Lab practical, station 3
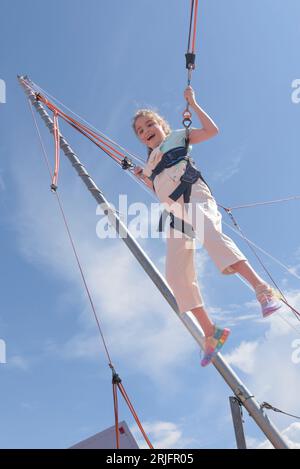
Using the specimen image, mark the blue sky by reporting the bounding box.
[1,0,300,449]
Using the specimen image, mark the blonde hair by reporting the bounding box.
[132,109,171,157]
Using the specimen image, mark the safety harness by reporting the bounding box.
[149,139,211,238]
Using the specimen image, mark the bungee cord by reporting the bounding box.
[29,78,146,166]
[223,221,300,282]
[182,0,199,139]
[220,206,300,322]
[222,195,300,211]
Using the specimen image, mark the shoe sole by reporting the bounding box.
[262,302,282,318]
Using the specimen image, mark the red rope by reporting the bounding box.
[113,382,120,449]
[37,93,128,166]
[51,110,60,190]
[117,382,153,449]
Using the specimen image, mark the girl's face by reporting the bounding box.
[134,116,166,150]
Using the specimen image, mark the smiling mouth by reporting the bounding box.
[147,134,155,142]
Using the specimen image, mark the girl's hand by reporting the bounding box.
[134,166,143,177]
[184,86,197,108]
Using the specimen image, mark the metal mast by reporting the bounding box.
[18,76,289,449]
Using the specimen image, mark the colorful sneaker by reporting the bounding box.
[255,284,282,318]
[200,326,231,367]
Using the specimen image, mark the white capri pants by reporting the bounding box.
[162,179,246,313]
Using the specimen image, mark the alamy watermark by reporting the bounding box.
[291,79,300,104]
[0,339,6,364]
[0,79,6,104]
[95,195,205,246]
[291,338,300,364]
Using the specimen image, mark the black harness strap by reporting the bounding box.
[169,160,205,203]
[149,143,211,238]
[158,210,195,239]
[150,146,189,182]
[150,145,211,204]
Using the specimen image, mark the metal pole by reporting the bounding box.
[229,396,247,449]
[18,75,289,449]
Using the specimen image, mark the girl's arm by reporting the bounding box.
[184,86,219,144]
[134,166,154,191]
[141,174,154,191]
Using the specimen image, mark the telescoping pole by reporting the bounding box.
[18,75,289,449]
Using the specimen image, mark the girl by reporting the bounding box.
[133,86,281,366]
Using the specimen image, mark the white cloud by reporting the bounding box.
[254,423,300,449]
[249,320,300,408]
[44,334,101,361]
[223,340,259,374]
[281,423,300,449]
[224,291,300,374]
[43,287,196,386]
[130,421,186,449]
[210,301,260,327]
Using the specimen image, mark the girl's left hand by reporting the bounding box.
[184,86,197,107]
[134,166,143,177]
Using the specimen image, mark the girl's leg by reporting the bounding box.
[188,183,276,298]
[165,232,204,319]
[229,260,281,317]
[191,306,231,367]
[191,306,215,337]
[229,260,265,289]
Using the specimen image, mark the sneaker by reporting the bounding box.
[200,326,231,367]
[255,284,282,318]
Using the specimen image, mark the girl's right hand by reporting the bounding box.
[184,86,197,108]
[134,166,143,177]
